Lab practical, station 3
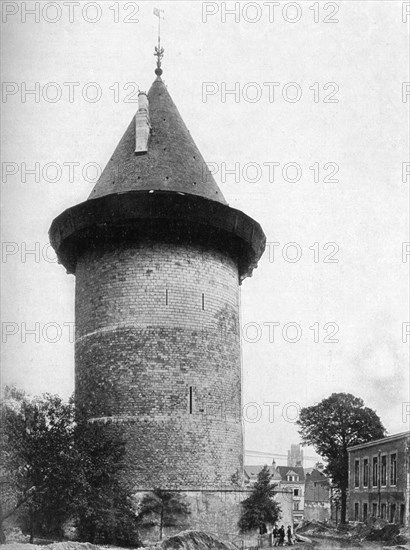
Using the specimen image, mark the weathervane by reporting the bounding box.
[153,8,164,76]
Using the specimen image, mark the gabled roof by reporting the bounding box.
[276,466,305,482]
[88,76,227,205]
[306,469,327,481]
[244,465,281,482]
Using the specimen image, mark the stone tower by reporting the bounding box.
[287,444,304,468]
[49,63,265,494]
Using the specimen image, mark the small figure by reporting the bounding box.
[287,525,293,545]
[278,525,285,546]
[272,525,280,547]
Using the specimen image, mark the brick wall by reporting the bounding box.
[75,240,243,489]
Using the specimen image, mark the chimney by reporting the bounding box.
[135,91,151,154]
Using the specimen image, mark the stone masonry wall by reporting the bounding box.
[75,240,243,489]
[304,502,331,522]
[134,489,294,545]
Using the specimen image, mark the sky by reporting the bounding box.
[1,0,409,466]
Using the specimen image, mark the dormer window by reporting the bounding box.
[287,474,300,482]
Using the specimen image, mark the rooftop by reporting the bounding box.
[347,431,410,451]
[49,59,266,280]
[244,465,281,482]
[276,466,306,482]
[88,75,227,205]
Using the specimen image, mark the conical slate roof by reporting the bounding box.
[88,76,227,205]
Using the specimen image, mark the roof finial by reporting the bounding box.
[153,8,164,76]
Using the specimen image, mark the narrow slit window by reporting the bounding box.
[189,386,193,414]
[165,289,168,306]
[202,293,205,310]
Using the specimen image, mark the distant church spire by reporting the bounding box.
[153,8,164,76]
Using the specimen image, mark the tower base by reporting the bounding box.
[134,489,294,546]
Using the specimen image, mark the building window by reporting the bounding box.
[381,503,386,520]
[363,458,369,487]
[294,489,299,497]
[390,453,397,486]
[400,504,405,525]
[363,503,368,522]
[354,503,359,521]
[381,455,387,486]
[354,459,360,487]
[372,456,378,486]
[294,502,299,511]
[390,503,396,523]
[372,503,378,517]
[201,293,205,310]
[165,289,169,305]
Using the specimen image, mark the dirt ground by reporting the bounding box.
[1,532,238,550]
[2,531,409,550]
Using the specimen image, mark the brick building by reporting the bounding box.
[49,53,266,540]
[304,468,331,522]
[348,431,410,526]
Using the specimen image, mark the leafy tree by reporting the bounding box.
[297,393,386,524]
[239,465,281,533]
[73,412,141,547]
[138,488,190,540]
[0,387,76,542]
[1,388,141,546]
